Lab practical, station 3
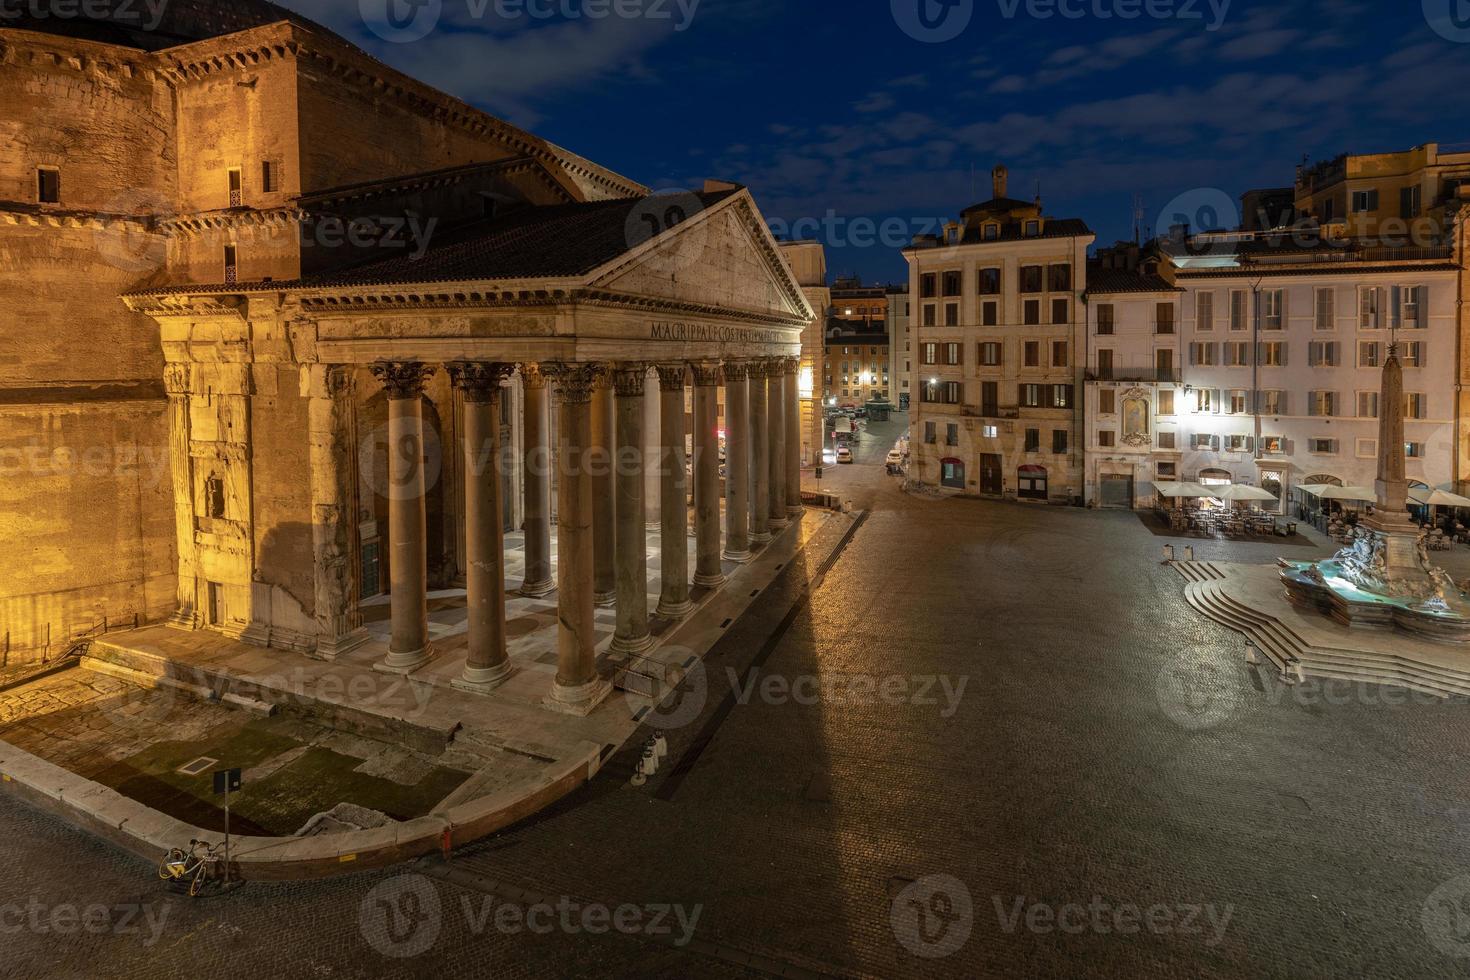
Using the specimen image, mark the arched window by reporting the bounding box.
[1198,468,1232,486]
[1304,473,1343,487]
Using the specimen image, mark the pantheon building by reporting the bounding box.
[0,3,818,714]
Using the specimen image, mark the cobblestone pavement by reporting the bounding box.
[7,436,1470,977]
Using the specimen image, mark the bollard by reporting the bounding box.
[1164,545,1175,562]
[653,733,668,762]
[1184,546,1195,562]
[1245,639,1259,665]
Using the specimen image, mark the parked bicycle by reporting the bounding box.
[158,839,233,897]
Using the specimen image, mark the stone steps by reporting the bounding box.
[1180,571,1470,699]
[86,639,458,756]
[1183,580,1298,676]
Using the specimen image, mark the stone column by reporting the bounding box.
[306,365,367,657]
[723,361,752,562]
[785,359,804,518]
[519,366,555,597]
[655,363,693,618]
[610,365,653,656]
[591,376,617,607]
[371,361,437,673]
[748,360,771,546]
[447,362,516,691]
[643,365,661,531]
[544,361,611,715]
[691,362,726,587]
[163,364,198,629]
[768,360,789,530]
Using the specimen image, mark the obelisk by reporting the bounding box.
[1361,339,1433,589]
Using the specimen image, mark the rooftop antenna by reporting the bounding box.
[1132,193,1146,244]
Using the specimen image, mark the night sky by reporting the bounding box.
[285,0,1470,284]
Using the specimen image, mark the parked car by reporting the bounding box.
[836,447,854,464]
[886,449,903,467]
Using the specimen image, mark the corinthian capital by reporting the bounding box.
[612,363,648,398]
[543,361,609,405]
[689,361,722,387]
[654,363,689,391]
[371,361,436,399]
[446,362,515,403]
[722,361,749,384]
[521,363,550,390]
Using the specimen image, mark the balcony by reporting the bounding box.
[1086,370,1180,384]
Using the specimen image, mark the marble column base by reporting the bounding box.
[646,520,662,532]
[519,578,556,599]
[751,530,772,546]
[694,570,726,589]
[787,505,805,518]
[594,590,618,608]
[770,516,791,531]
[721,546,751,564]
[656,597,695,619]
[545,676,613,716]
[375,644,435,675]
[609,632,655,657]
[315,627,369,661]
[453,660,515,694]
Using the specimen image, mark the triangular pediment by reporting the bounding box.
[588,192,813,323]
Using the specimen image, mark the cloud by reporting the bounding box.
[853,92,898,113]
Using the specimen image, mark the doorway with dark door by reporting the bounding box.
[980,454,1003,495]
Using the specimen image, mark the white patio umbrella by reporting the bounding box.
[1410,487,1470,508]
[1211,485,1278,503]
[1315,485,1377,501]
[1154,482,1213,499]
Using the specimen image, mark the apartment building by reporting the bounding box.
[824,319,890,407]
[1294,142,1470,244]
[902,166,1094,499]
[1166,229,1459,509]
[1082,245,1184,508]
[886,285,912,409]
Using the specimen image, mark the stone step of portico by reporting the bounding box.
[81,656,277,715]
[87,637,458,756]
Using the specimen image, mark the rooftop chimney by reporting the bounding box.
[992,164,1007,199]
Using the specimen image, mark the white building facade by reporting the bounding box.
[1166,235,1459,512]
[1082,260,1184,509]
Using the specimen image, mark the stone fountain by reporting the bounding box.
[1281,340,1470,643]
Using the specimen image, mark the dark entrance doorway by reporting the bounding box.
[940,457,966,490]
[1100,474,1134,509]
[980,454,1003,495]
